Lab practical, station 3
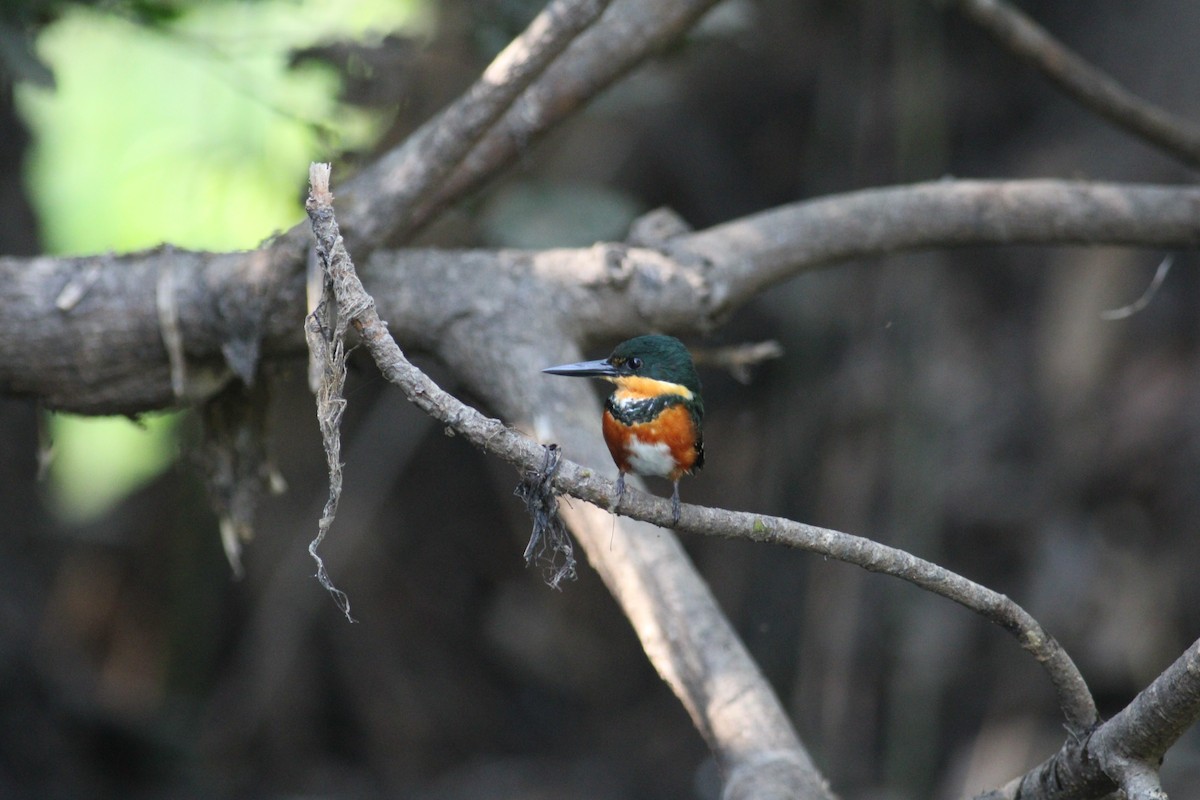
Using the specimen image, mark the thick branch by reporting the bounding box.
[5,180,1200,413]
[0,245,305,414]
[672,180,1200,324]
[1091,637,1200,788]
[948,0,1200,169]
[377,180,1200,346]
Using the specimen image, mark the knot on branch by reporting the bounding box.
[515,443,576,589]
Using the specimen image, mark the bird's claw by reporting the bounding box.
[611,473,626,513]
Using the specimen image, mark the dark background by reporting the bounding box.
[3,1,1200,797]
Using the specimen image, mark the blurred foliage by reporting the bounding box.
[46,412,180,524]
[16,0,428,522]
[17,0,427,254]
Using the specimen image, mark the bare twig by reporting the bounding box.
[1100,255,1173,320]
[303,309,354,619]
[539,457,1098,736]
[948,0,1200,169]
[691,340,784,383]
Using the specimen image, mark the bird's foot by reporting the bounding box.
[671,481,682,526]
[612,472,626,512]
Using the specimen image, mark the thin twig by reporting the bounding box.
[1100,255,1173,320]
[691,340,784,384]
[949,0,1200,169]
[588,483,1100,736]
[303,162,359,622]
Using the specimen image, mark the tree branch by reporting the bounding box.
[329,0,615,255]
[672,180,1200,325]
[981,636,1200,800]
[1091,636,1200,793]
[948,0,1200,169]
[5,180,1200,414]
[280,0,720,256]
[400,0,724,239]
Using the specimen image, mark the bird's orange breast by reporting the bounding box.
[602,403,702,481]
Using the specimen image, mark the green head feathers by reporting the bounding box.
[542,334,702,407]
[605,335,702,396]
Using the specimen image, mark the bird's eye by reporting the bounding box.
[628,357,643,370]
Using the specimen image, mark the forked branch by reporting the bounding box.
[981,636,1200,800]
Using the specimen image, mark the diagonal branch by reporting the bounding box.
[329,0,615,255]
[401,0,724,239]
[270,0,723,259]
[1090,635,1200,794]
[948,0,1200,169]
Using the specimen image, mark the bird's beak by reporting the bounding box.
[542,358,619,378]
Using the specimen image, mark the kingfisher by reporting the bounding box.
[543,335,704,524]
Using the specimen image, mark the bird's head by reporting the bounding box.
[542,335,701,400]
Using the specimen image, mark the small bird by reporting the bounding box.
[543,335,704,524]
